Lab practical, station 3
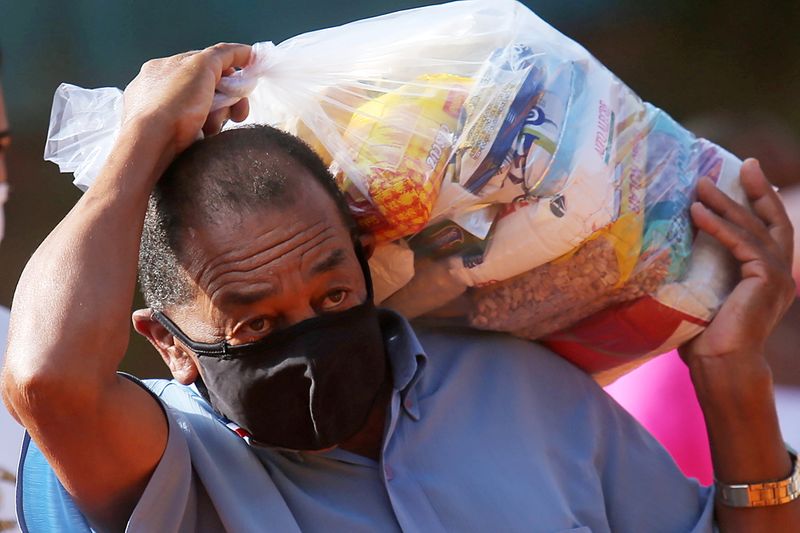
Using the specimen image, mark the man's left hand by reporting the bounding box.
[680,158,796,365]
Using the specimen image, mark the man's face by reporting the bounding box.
[137,168,370,383]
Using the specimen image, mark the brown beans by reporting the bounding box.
[468,237,671,340]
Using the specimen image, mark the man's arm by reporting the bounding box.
[0,43,251,531]
[682,159,800,532]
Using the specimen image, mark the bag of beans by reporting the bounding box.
[43,0,745,377]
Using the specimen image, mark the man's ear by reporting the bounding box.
[358,232,376,260]
[132,308,199,385]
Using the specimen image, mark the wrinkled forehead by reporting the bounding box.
[181,180,360,289]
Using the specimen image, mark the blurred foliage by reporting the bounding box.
[0,0,798,378]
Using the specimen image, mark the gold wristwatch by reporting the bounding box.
[716,446,800,507]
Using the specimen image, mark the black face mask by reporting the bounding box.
[153,242,388,451]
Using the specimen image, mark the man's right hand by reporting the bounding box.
[1,43,250,532]
[120,43,252,176]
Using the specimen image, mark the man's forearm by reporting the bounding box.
[690,355,800,532]
[2,120,168,401]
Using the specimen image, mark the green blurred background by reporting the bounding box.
[1,0,798,378]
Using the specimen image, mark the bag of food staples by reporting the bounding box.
[43,0,745,379]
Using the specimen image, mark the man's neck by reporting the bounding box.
[337,380,392,461]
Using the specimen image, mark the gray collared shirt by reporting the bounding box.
[18,311,715,532]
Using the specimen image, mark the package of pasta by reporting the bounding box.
[43,0,745,378]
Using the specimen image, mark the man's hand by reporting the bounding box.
[680,158,796,364]
[679,158,799,533]
[122,43,252,162]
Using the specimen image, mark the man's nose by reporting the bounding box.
[0,157,7,184]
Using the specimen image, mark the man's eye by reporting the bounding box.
[246,318,269,333]
[321,289,348,310]
[229,317,272,345]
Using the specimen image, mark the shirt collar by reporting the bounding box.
[379,308,428,393]
[378,309,427,421]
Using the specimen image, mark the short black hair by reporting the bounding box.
[138,124,357,311]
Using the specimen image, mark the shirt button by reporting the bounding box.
[384,464,394,481]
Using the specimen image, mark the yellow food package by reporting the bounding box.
[342,74,472,242]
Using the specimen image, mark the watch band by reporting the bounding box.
[716,446,800,507]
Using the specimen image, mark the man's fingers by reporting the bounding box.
[695,160,794,269]
[740,158,791,228]
[202,43,252,79]
[696,175,773,246]
[230,98,250,123]
[202,98,248,134]
[695,174,786,263]
[739,158,795,265]
[692,201,795,311]
[203,107,231,137]
[690,201,771,266]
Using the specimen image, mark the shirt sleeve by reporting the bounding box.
[588,381,718,533]
[16,378,199,533]
[413,325,717,532]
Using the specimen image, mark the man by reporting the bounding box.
[2,44,798,532]
[0,48,24,532]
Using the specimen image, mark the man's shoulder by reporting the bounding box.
[139,376,193,397]
[129,376,253,455]
[125,375,220,424]
[409,320,599,395]
[404,321,626,453]
[412,320,580,368]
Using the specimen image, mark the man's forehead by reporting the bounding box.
[213,246,353,309]
[191,205,356,299]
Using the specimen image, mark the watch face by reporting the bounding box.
[717,449,800,508]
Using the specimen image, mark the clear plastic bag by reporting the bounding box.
[44,84,124,191]
[44,0,745,377]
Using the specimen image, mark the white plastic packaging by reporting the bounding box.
[43,0,746,375]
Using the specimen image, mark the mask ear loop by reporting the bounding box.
[193,372,213,404]
[150,309,218,402]
[151,310,231,357]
